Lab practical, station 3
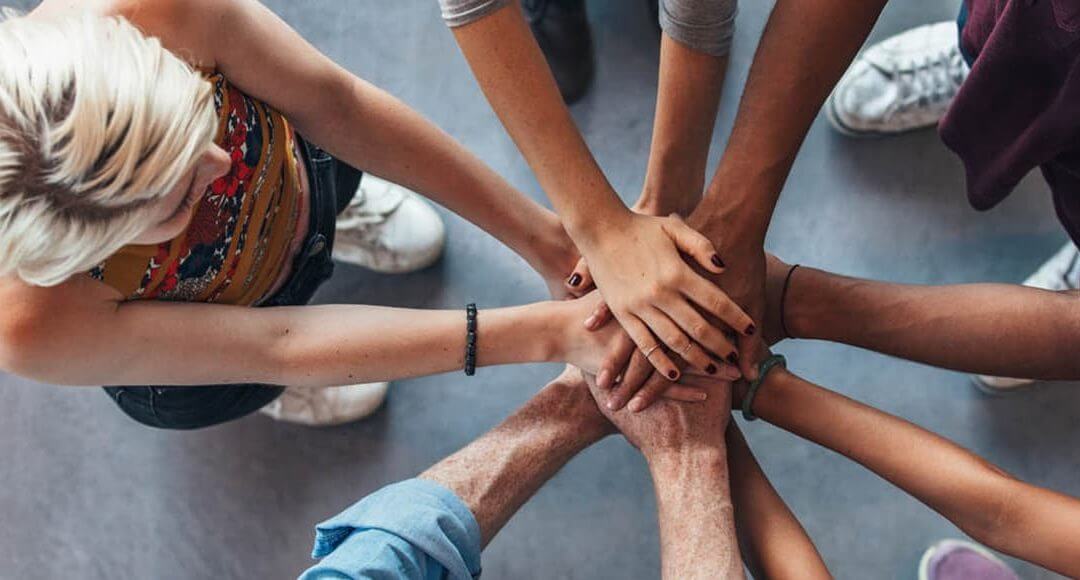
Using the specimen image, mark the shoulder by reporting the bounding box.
[111,0,247,70]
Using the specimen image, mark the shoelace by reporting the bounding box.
[893,45,968,113]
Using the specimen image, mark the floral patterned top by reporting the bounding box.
[89,72,304,305]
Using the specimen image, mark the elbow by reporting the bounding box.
[0,313,50,380]
[953,468,1025,555]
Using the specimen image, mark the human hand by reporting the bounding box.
[686,208,768,380]
[581,367,732,459]
[572,211,755,381]
[538,365,615,439]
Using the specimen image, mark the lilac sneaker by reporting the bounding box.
[918,540,1019,580]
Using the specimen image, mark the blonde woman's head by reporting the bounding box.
[0,11,229,287]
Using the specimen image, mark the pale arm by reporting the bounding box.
[0,276,614,388]
[420,367,612,545]
[649,447,745,580]
[201,0,577,287]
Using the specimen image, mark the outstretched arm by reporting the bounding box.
[301,367,612,579]
[733,368,1080,577]
[421,367,613,545]
[185,0,579,291]
[774,260,1080,380]
[585,373,744,579]
[686,0,888,379]
[442,2,754,380]
[726,423,831,579]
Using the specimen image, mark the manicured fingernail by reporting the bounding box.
[745,324,756,336]
[711,254,725,269]
[607,400,617,410]
[727,352,739,365]
[568,273,582,287]
[706,364,718,375]
[584,315,598,328]
[628,397,644,412]
[667,370,678,380]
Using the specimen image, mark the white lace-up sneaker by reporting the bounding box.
[333,174,446,274]
[973,242,1080,394]
[827,21,969,136]
[259,382,389,426]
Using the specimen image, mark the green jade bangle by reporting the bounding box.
[741,354,787,421]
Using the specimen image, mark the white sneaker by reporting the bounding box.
[333,174,446,274]
[826,21,969,136]
[259,382,389,426]
[973,242,1080,394]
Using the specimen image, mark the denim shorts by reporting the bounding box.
[102,136,362,430]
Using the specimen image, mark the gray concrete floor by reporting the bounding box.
[1,1,1077,578]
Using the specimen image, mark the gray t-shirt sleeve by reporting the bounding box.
[438,0,513,27]
[660,0,738,57]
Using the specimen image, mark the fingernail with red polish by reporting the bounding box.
[727,352,739,365]
[568,273,582,287]
[706,364,717,375]
[745,324,756,336]
[711,255,725,269]
[667,370,678,380]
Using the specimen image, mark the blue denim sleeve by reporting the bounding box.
[299,479,483,580]
[659,0,738,57]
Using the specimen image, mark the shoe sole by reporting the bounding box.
[970,375,1039,397]
[917,539,1014,580]
[825,91,940,138]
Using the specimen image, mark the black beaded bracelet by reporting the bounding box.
[464,303,477,376]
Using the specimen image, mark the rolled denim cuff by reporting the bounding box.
[659,0,738,57]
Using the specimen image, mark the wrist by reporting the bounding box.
[634,188,700,218]
[563,202,633,250]
[525,213,578,281]
[647,445,730,482]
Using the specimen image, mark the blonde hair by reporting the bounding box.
[0,11,218,286]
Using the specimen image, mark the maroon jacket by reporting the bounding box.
[939,0,1080,246]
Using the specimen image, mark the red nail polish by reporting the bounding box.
[568,273,582,287]
[706,364,717,374]
[668,370,678,380]
[711,254,725,268]
[727,352,739,364]
[745,324,756,336]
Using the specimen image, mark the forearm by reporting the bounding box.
[301,76,574,276]
[786,267,1080,379]
[648,449,745,580]
[30,299,565,387]
[420,378,610,546]
[693,0,886,242]
[450,2,627,237]
[640,35,727,217]
[748,370,1080,576]
[726,424,830,579]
